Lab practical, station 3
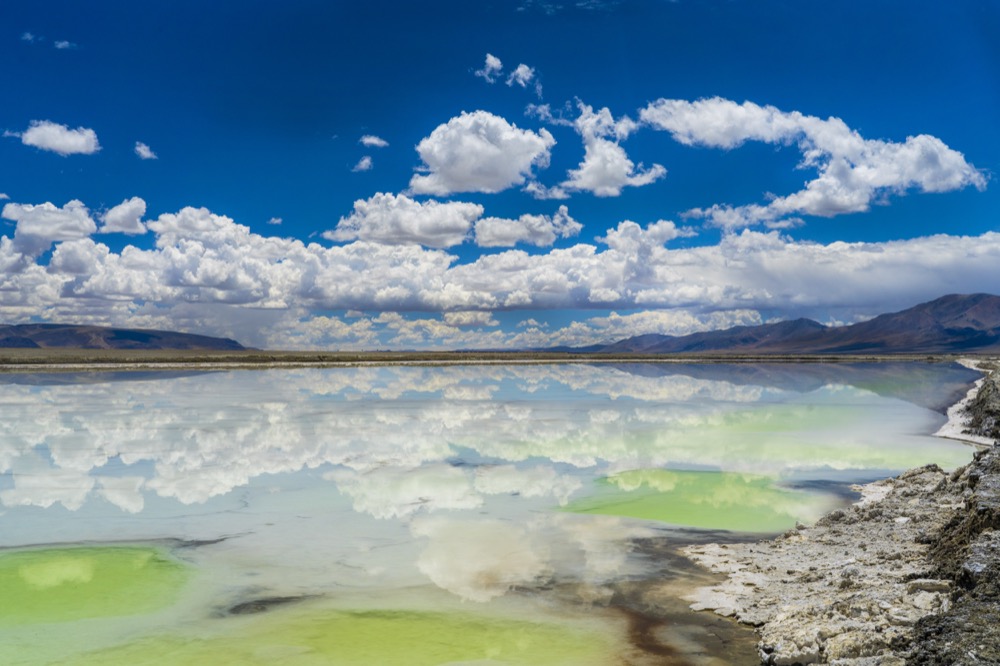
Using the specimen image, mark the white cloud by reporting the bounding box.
[506,63,534,88]
[324,192,482,248]
[21,32,36,42]
[100,197,147,235]
[409,111,555,196]
[521,181,569,200]
[641,97,988,227]
[0,193,8,200]
[54,40,75,50]
[474,205,582,247]
[443,311,498,327]
[13,120,100,156]
[1,199,97,256]
[474,53,503,83]
[352,155,373,172]
[555,103,666,197]
[506,63,543,97]
[134,141,157,160]
[267,217,282,225]
[1,195,999,350]
[360,134,389,148]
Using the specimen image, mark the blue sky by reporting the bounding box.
[1,0,998,349]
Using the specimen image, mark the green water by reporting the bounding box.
[566,469,843,533]
[0,546,190,625]
[68,607,620,666]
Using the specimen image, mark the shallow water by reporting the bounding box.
[0,361,980,664]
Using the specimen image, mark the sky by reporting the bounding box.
[1,0,998,350]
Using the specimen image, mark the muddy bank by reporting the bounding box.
[683,364,1000,665]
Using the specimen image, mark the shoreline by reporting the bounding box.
[0,349,990,374]
[683,358,999,665]
[932,358,998,447]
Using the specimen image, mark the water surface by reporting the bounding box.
[0,361,980,664]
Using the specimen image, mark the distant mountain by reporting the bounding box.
[587,294,1000,355]
[0,324,245,351]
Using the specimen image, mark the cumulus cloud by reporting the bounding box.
[475,205,582,247]
[554,103,666,197]
[1,195,999,350]
[409,111,555,196]
[134,141,157,160]
[324,192,482,248]
[21,32,36,42]
[352,155,373,172]
[360,134,389,148]
[11,120,100,156]
[100,197,147,235]
[267,217,282,225]
[443,311,499,327]
[54,40,76,50]
[641,97,988,227]
[474,53,503,83]
[1,199,97,256]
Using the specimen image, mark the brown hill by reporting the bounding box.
[594,294,1000,355]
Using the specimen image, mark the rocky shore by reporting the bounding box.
[683,362,1000,665]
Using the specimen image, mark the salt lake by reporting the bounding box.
[0,361,982,664]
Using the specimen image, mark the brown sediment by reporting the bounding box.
[605,537,761,665]
[619,607,685,661]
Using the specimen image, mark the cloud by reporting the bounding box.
[474,53,503,83]
[324,192,482,248]
[267,217,282,225]
[134,141,157,160]
[1,199,97,256]
[360,135,389,148]
[506,64,534,88]
[100,197,147,235]
[0,193,8,200]
[506,63,543,97]
[641,97,987,227]
[352,155,373,172]
[54,40,76,50]
[475,205,582,247]
[2,196,1000,350]
[443,311,499,327]
[555,103,666,197]
[409,111,555,196]
[10,120,100,156]
[21,32,36,43]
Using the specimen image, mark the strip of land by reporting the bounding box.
[0,348,992,372]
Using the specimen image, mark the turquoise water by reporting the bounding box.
[0,362,980,664]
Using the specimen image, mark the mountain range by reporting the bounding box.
[0,324,245,351]
[588,293,1000,355]
[1,293,998,354]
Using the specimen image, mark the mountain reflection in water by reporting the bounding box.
[0,362,980,664]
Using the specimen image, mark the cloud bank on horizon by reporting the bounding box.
[0,1,996,349]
